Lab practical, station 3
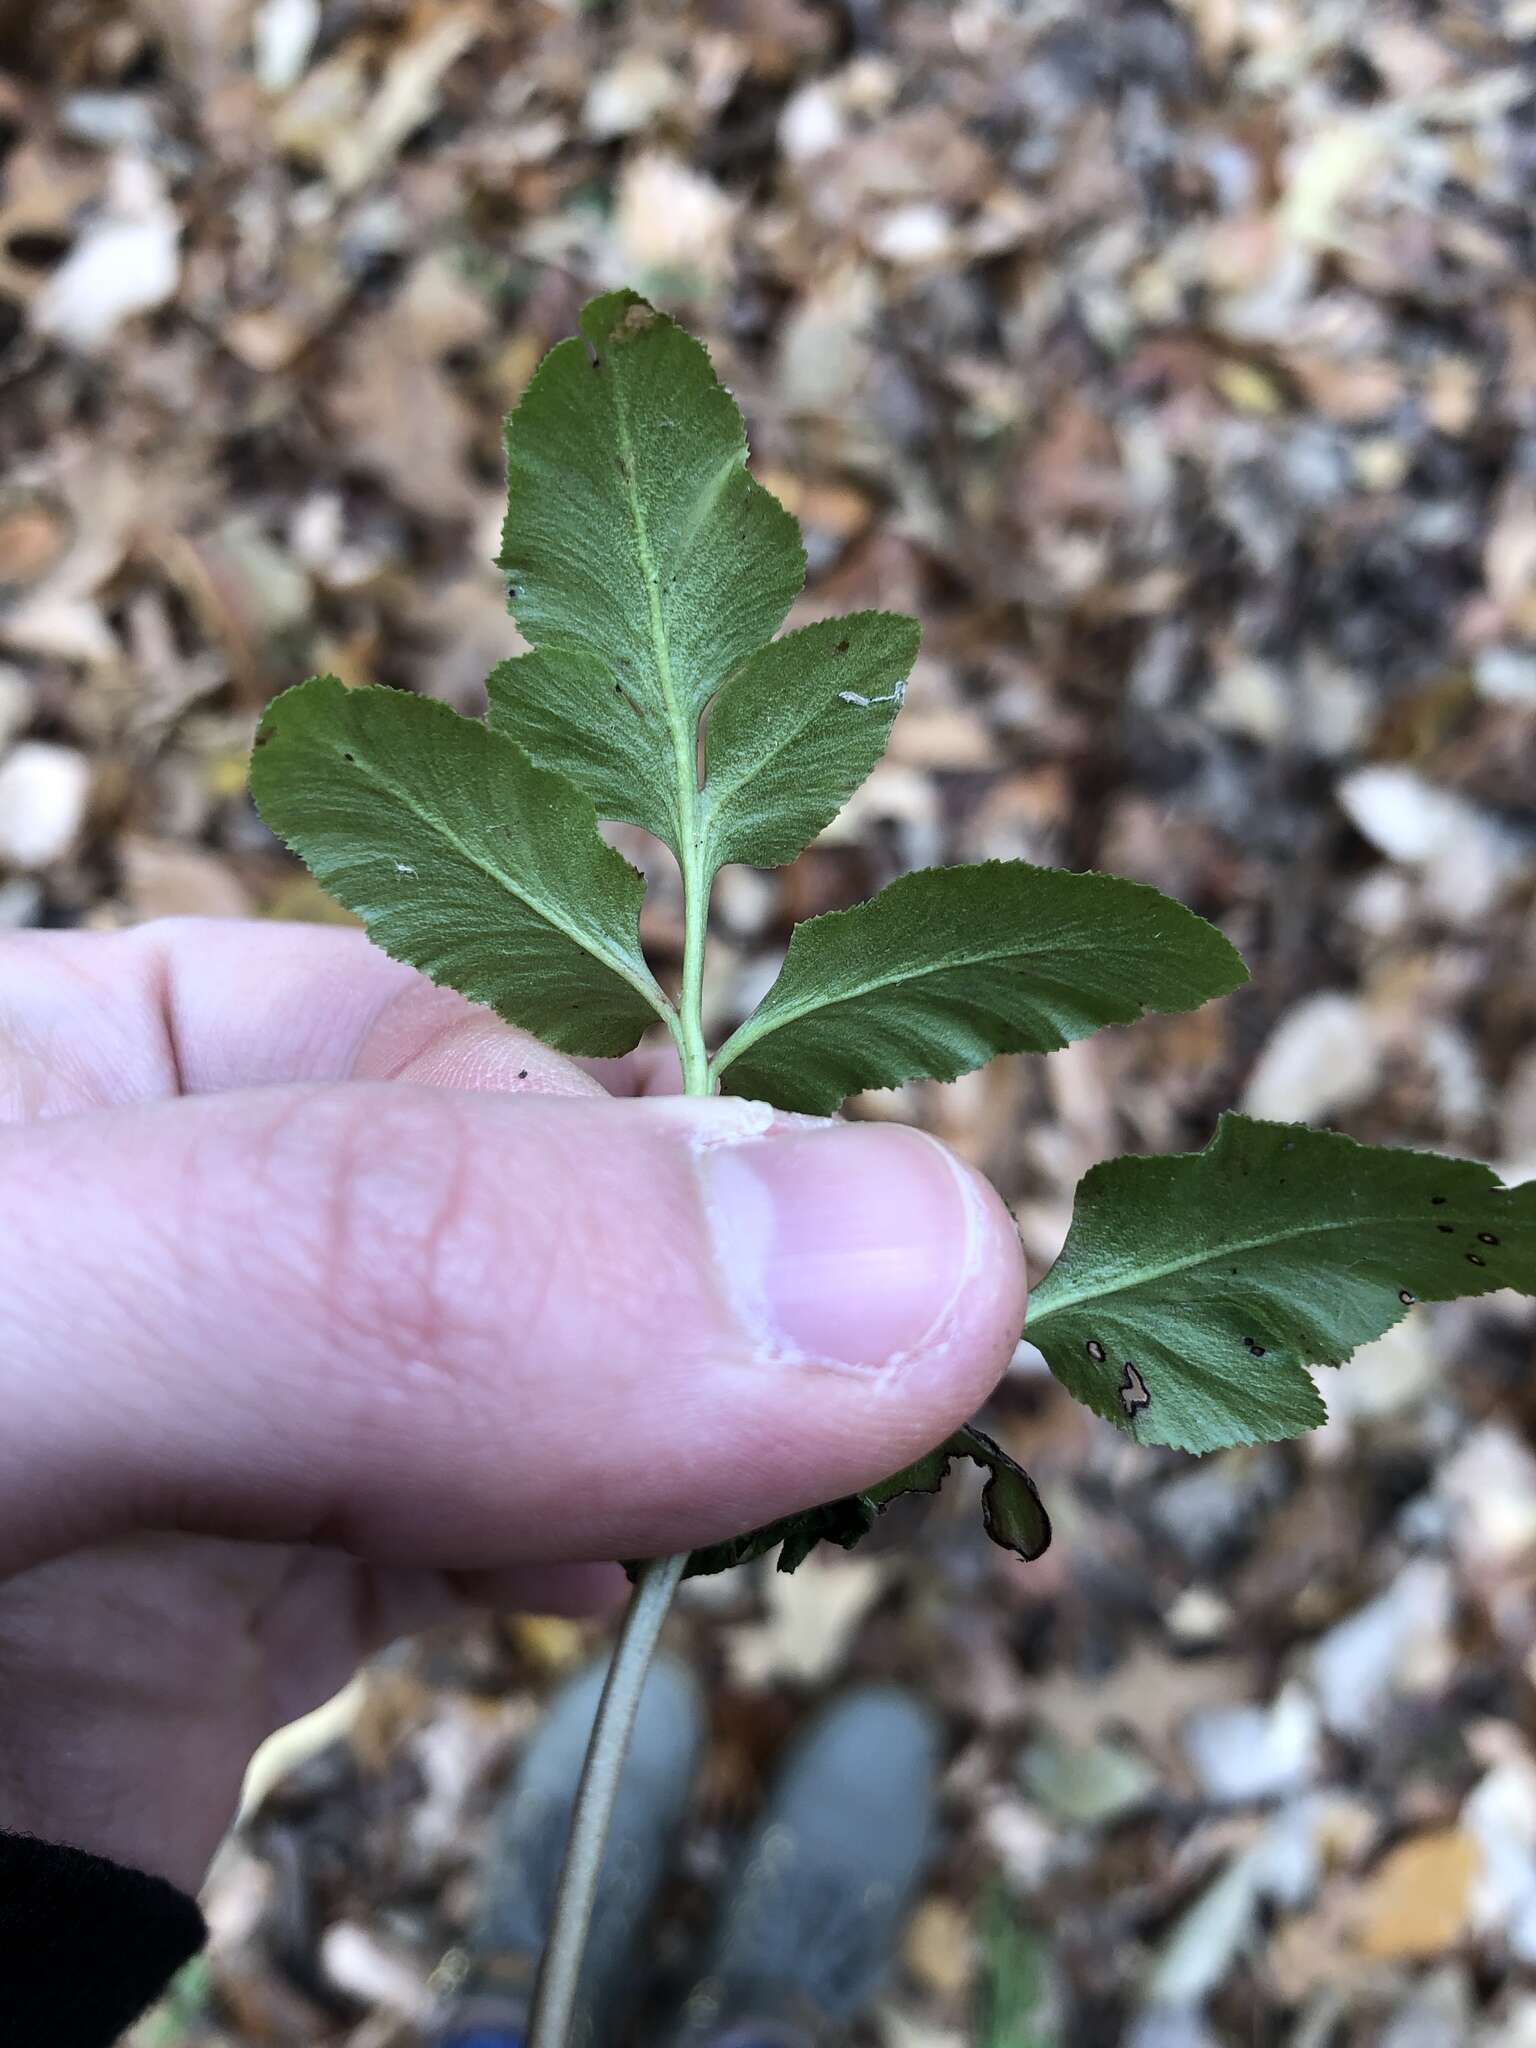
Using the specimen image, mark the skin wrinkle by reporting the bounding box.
[225,1085,360,1360]
[113,1089,412,1549]
[346,1091,485,1395]
[0,931,179,1114]
[436,1105,711,1417]
[145,919,421,1097]
[484,1159,565,1384]
[320,1089,391,1366]
[345,1087,541,1399]
[216,1089,484,1543]
[270,942,448,1092]
[141,930,189,1097]
[0,1125,193,1554]
[232,1089,468,1390]
[362,987,507,1085]
[157,1084,573,1558]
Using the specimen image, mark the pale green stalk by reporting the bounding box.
[527,749,714,2048]
[524,1549,689,2048]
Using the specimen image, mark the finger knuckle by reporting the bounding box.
[247,1087,492,1381]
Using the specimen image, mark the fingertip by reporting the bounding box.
[699,1118,1026,1395]
[350,982,608,1098]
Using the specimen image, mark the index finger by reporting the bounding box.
[0,918,675,1116]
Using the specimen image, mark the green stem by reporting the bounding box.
[528,713,715,2048]
[677,837,712,1096]
[525,1550,689,2048]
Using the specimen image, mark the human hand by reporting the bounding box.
[0,919,1026,1893]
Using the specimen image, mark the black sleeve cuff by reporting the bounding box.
[0,1829,207,2045]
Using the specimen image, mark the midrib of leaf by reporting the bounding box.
[611,374,712,1088]
[612,407,690,794]
[712,932,1126,1075]
[318,726,670,1021]
[1030,1207,1439,1323]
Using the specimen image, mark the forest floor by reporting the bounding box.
[4,2,1536,2042]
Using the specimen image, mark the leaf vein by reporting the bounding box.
[1031,1207,1469,1324]
[322,726,667,1020]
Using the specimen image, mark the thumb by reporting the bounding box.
[1,1086,1025,1577]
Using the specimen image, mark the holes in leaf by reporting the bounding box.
[1399,1289,1416,1305]
[1479,1233,1501,1246]
[1119,1361,1151,1416]
[1438,1223,1455,1234]
[1242,1336,1267,1357]
[1468,1252,1487,1267]
[1085,1339,1106,1363]
[1431,1195,1447,1206]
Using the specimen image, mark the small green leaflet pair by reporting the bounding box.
[250,291,1536,1577]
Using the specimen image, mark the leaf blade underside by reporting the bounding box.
[701,611,919,869]
[250,676,667,1058]
[1029,1113,1536,1452]
[489,290,806,852]
[713,861,1249,1113]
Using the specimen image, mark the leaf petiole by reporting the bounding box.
[525,1551,689,2048]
